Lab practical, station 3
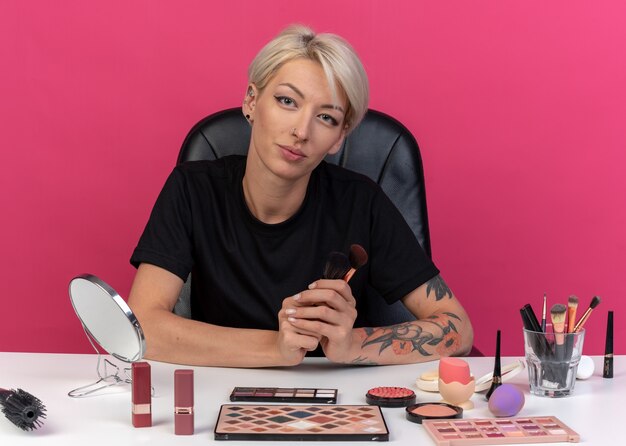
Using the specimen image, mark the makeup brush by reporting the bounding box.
[541,293,547,332]
[520,304,557,383]
[343,244,368,283]
[485,330,502,401]
[564,295,580,364]
[0,388,47,431]
[550,304,567,361]
[566,295,579,333]
[322,252,351,280]
[573,296,601,333]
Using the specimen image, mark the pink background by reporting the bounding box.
[1,1,624,357]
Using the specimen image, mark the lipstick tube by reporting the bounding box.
[175,369,194,435]
[132,362,152,428]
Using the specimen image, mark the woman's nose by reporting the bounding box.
[291,113,312,142]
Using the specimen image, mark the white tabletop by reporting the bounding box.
[0,353,621,445]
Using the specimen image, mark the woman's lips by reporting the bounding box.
[278,145,306,161]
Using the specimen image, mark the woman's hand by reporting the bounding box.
[276,295,322,365]
[284,279,358,363]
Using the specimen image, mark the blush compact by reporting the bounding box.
[405,402,463,424]
[365,386,416,407]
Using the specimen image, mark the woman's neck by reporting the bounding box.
[242,161,310,225]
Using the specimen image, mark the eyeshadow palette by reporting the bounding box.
[422,416,580,445]
[229,387,337,404]
[214,404,389,441]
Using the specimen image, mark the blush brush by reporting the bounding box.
[0,388,47,431]
[323,252,351,280]
[343,244,368,282]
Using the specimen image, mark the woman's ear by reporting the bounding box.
[242,84,258,121]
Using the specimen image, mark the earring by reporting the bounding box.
[247,87,254,97]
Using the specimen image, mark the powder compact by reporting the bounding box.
[366,386,416,407]
[405,402,463,424]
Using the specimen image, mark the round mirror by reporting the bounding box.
[69,274,145,362]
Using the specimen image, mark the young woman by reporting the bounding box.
[127,25,473,367]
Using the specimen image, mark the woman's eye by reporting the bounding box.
[319,114,339,126]
[275,96,296,107]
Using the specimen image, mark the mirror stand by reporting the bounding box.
[68,274,149,398]
[68,324,132,398]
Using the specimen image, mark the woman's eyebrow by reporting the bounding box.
[279,82,305,98]
[278,82,345,114]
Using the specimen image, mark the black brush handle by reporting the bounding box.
[521,305,558,384]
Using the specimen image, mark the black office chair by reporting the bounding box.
[173,107,431,328]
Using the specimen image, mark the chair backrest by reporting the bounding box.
[174,107,432,326]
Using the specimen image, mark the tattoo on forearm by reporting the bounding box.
[361,312,462,357]
[350,356,379,366]
[426,275,453,301]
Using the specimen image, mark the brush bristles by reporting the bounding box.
[550,304,567,324]
[323,252,351,280]
[0,388,47,431]
[590,296,601,309]
[349,244,368,269]
[568,295,579,308]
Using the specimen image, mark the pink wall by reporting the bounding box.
[1,1,624,357]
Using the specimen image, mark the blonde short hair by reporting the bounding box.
[248,25,369,132]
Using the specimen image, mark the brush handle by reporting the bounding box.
[573,308,593,332]
[343,268,356,283]
[567,307,577,333]
[521,305,559,384]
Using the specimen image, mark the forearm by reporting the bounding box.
[137,308,286,367]
[344,312,473,365]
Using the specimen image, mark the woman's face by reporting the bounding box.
[244,58,347,182]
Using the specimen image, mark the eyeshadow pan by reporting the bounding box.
[505,430,524,437]
[215,404,389,441]
[422,416,580,445]
[229,387,337,404]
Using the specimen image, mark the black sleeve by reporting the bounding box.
[368,188,440,304]
[130,167,194,281]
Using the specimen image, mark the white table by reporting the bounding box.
[0,353,621,444]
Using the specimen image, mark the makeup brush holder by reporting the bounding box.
[523,326,585,397]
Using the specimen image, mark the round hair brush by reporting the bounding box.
[0,388,47,431]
